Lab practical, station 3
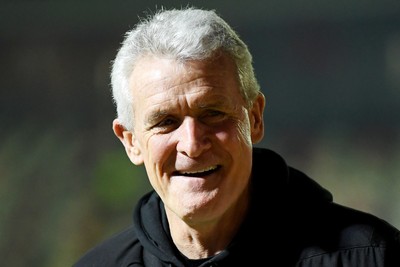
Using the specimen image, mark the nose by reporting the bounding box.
[176,117,211,158]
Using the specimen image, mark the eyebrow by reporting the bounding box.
[144,97,232,125]
[145,110,169,126]
[197,99,228,109]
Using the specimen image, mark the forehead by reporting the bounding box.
[128,54,243,109]
[129,54,239,88]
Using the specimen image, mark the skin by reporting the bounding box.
[113,53,265,259]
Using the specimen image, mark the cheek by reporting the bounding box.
[236,119,252,146]
[144,135,176,169]
[234,109,252,145]
[141,137,171,191]
[216,115,252,147]
[213,122,251,149]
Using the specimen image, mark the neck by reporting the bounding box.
[165,187,250,259]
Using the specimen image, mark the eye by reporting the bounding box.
[206,110,222,116]
[201,110,226,123]
[152,117,179,133]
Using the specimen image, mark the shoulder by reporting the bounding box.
[73,225,143,267]
[328,202,400,247]
[299,202,400,264]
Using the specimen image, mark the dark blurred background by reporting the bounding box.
[1,1,400,266]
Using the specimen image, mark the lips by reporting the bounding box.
[174,165,220,177]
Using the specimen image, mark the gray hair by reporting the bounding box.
[111,7,261,130]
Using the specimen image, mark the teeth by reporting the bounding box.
[181,166,218,175]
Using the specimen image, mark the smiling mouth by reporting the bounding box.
[174,165,221,177]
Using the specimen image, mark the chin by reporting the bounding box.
[178,192,225,219]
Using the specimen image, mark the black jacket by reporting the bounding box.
[74,148,400,266]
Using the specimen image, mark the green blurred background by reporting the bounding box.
[1,1,400,266]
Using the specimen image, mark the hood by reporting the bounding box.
[252,147,333,205]
[132,147,333,265]
[133,191,185,266]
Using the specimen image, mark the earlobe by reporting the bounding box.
[250,93,265,144]
[112,119,144,165]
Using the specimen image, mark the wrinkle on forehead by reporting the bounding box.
[129,55,237,93]
[129,54,244,125]
[144,92,239,126]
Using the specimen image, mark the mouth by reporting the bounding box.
[173,165,221,178]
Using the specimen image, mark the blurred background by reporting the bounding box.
[1,1,400,266]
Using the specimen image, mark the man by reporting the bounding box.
[74,7,400,266]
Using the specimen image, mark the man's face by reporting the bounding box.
[117,54,264,223]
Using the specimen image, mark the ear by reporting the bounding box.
[112,119,144,165]
[249,92,265,144]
